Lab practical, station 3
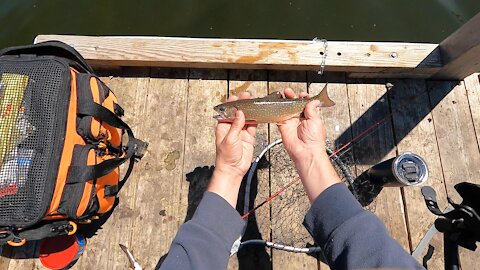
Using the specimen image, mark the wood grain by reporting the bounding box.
[464,73,480,149]
[346,79,410,251]
[228,70,271,270]
[79,69,151,270]
[267,70,319,269]
[128,68,189,268]
[388,79,447,269]
[308,72,351,270]
[433,13,480,79]
[428,80,480,270]
[35,35,441,78]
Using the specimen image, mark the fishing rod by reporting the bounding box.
[242,110,394,220]
[242,80,427,219]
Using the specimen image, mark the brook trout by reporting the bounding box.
[213,84,334,123]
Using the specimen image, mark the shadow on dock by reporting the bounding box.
[333,79,459,167]
[155,162,271,270]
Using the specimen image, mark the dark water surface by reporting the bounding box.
[1,0,479,49]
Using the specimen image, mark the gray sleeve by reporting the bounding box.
[160,192,245,270]
[303,183,424,270]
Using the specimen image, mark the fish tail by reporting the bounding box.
[311,84,335,107]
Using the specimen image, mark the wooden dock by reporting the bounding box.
[1,14,480,269]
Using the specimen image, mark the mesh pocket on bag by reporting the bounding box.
[0,58,70,227]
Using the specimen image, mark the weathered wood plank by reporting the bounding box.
[35,35,441,78]
[228,70,271,270]
[308,72,351,270]
[346,79,410,251]
[464,73,480,149]
[78,68,151,270]
[267,70,319,269]
[388,79,447,269]
[428,80,480,269]
[181,69,228,266]
[129,68,189,268]
[181,68,229,262]
[183,69,228,174]
[433,13,480,80]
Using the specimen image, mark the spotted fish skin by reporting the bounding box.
[213,85,334,123]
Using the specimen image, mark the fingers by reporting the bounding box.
[284,88,308,100]
[304,100,321,120]
[238,92,251,99]
[227,95,239,102]
[229,92,251,102]
[227,110,246,140]
[283,88,296,99]
[246,124,257,137]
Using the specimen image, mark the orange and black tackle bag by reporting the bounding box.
[0,41,148,246]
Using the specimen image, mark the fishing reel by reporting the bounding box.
[421,182,480,251]
[421,182,480,269]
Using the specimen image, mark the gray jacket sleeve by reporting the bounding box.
[304,183,424,270]
[160,192,245,270]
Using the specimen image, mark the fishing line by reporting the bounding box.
[237,140,355,254]
[237,82,427,254]
[244,87,416,218]
[242,114,389,221]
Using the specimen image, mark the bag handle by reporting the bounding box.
[69,103,147,182]
[0,41,94,73]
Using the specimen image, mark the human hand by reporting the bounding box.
[277,88,340,202]
[208,92,257,207]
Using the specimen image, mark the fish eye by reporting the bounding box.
[219,106,226,112]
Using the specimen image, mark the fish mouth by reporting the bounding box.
[213,115,225,120]
[213,115,234,123]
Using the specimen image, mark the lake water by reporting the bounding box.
[1,0,479,49]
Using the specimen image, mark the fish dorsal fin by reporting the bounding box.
[263,91,284,99]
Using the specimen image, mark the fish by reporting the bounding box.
[213,84,334,123]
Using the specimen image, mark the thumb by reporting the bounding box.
[304,100,320,120]
[227,110,245,139]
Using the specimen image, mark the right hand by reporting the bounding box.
[277,88,341,202]
[277,89,327,164]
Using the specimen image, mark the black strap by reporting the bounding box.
[0,221,75,244]
[104,185,119,197]
[70,103,140,181]
[0,41,93,73]
[114,103,125,117]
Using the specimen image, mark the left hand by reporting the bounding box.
[208,92,257,207]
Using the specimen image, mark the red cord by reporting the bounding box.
[242,113,394,219]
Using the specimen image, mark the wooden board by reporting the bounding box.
[128,68,189,268]
[307,72,351,270]
[428,80,480,270]
[433,13,480,80]
[35,35,441,78]
[346,79,410,251]
[267,70,319,269]
[78,68,151,270]
[464,73,480,148]
[227,70,271,270]
[180,68,229,253]
[388,79,447,269]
